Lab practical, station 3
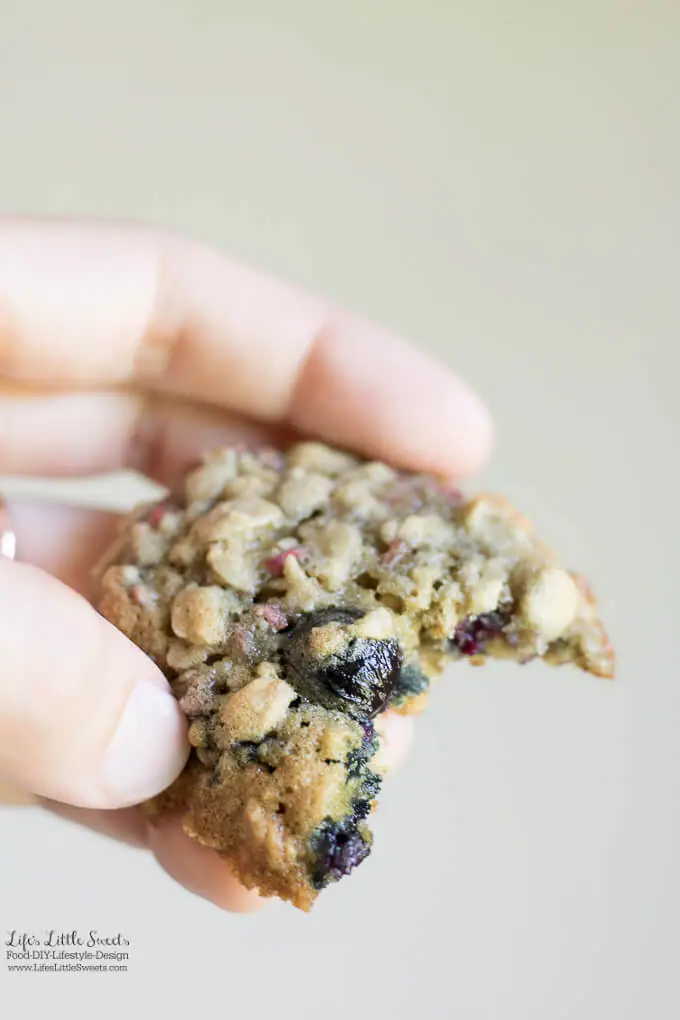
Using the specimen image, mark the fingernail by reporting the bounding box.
[100,682,189,807]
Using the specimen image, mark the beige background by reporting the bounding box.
[0,2,678,1018]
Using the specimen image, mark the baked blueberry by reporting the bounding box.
[284,607,403,720]
[451,611,510,656]
[311,818,372,889]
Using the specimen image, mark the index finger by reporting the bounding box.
[0,219,493,475]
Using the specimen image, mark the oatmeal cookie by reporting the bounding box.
[96,442,614,909]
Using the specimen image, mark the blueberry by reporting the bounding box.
[451,611,510,656]
[316,638,401,717]
[310,818,372,889]
[351,799,373,820]
[284,608,403,720]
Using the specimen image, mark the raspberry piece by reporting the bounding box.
[264,548,305,576]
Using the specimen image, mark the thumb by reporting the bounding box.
[0,557,189,809]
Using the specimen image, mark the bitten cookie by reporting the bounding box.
[96,442,614,909]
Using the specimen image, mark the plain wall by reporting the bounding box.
[0,3,678,1018]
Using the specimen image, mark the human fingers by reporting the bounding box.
[0,384,291,482]
[146,814,267,913]
[0,780,35,805]
[0,218,492,476]
[0,556,189,808]
[31,800,265,912]
[38,799,150,849]
[6,500,120,594]
[35,798,265,911]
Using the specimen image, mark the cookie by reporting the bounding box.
[96,442,614,909]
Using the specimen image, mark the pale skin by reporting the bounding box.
[0,219,494,911]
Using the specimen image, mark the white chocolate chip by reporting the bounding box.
[521,568,580,641]
[282,554,328,611]
[169,537,199,568]
[461,556,507,615]
[307,623,347,658]
[469,575,504,615]
[394,514,454,549]
[207,541,259,593]
[244,800,276,845]
[222,474,273,499]
[406,564,441,611]
[463,495,536,555]
[350,607,396,641]
[332,479,384,517]
[277,470,334,518]
[319,721,359,761]
[463,495,513,536]
[309,521,362,589]
[194,499,283,542]
[287,442,358,475]
[380,520,399,544]
[171,584,241,645]
[166,639,209,670]
[130,523,168,566]
[308,764,348,825]
[157,511,182,538]
[185,453,238,503]
[220,667,297,742]
[346,462,397,485]
[117,565,142,587]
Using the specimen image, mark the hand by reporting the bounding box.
[0,218,493,911]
